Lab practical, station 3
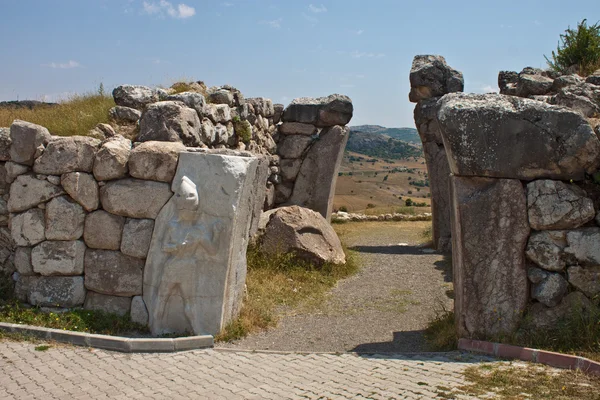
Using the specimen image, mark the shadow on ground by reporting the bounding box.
[350,330,427,353]
[348,245,436,256]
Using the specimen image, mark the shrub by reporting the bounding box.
[545,19,600,76]
[338,206,348,212]
[366,203,376,209]
[405,198,413,207]
[232,117,252,144]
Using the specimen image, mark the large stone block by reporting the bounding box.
[437,93,600,180]
[84,211,125,250]
[100,178,172,219]
[527,291,596,329]
[31,240,85,276]
[93,136,131,181]
[84,292,132,316]
[144,152,258,336]
[14,247,33,275]
[278,122,318,136]
[564,228,600,266]
[247,98,274,118]
[166,92,206,115]
[282,95,353,127]
[526,231,568,272]
[409,55,464,102]
[108,106,141,123]
[120,218,154,259]
[423,142,452,252]
[568,266,600,298]
[112,85,161,110]
[45,196,86,241]
[33,136,101,175]
[128,141,185,182]
[0,127,12,161]
[8,174,64,213]
[451,176,530,338]
[288,126,349,220]
[9,120,51,166]
[130,295,149,325]
[84,250,144,296]
[247,156,269,238]
[531,272,568,307]
[28,276,86,307]
[277,135,313,159]
[11,209,45,247]
[138,101,202,147]
[527,180,595,230]
[203,104,231,124]
[61,172,99,212]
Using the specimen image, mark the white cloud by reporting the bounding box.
[302,13,318,23]
[42,60,81,69]
[477,84,498,93]
[356,29,364,35]
[261,18,282,29]
[143,1,195,19]
[308,4,327,13]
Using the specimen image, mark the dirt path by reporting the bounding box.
[217,221,453,353]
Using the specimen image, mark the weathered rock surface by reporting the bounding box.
[531,272,568,307]
[31,240,85,276]
[45,196,86,240]
[84,292,132,316]
[258,205,345,265]
[552,74,583,91]
[88,123,116,140]
[0,128,11,161]
[437,93,600,180]
[451,176,530,337]
[5,161,29,184]
[551,83,600,117]
[130,296,149,325]
[283,95,353,127]
[167,92,206,115]
[8,174,64,212]
[587,70,600,85]
[120,218,154,259]
[93,136,131,181]
[128,141,185,182]
[525,230,567,271]
[288,126,349,220]
[61,172,99,212]
[203,104,231,124]
[109,106,141,123]
[280,158,303,182]
[208,89,234,106]
[138,101,202,146]
[85,250,144,296]
[9,120,51,166]
[28,276,86,307]
[528,291,596,329]
[564,228,600,266]
[527,180,595,230]
[33,136,101,175]
[144,152,258,336]
[14,247,33,275]
[279,122,318,136]
[568,266,600,298]
[112,85,161,110]
[100,179,172,219]
[11,209,46,246]
[517,74,554,97]
[409,55,464,102]
[84,210,125,250]
[423,142,452,252]
[277,135,313,159]
[247,98,274,117]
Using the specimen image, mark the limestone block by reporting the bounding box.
[128,141,185,182]
[5,161,29,183]
[527,180,595,230]
[31,240,85,276]
[28,276,86,307]
[258,205,345,265]
[527,292,596,329]
[88,123,116,140]
[277,135,313,160]
[8,174,64,213]
[247,98,274,118]
[84,211,125,250]
[0,128,11,161]
[200,118,216,145]
[84,292,132,316]
[248,156,269,237]
[138,101,202,147]
[552,83,600,118]
[437,93,600,180]
[167,92,206,115]
[409,55,464,102]
[203,104,231,124]
[568,266,600,298]
[93,136,131,181]
[273,103,284,124]
[84,250,144,296]
[279,159,302,182]
[9,120,51,166]
[526,230,568,271]
[45,196,86,241]
[564,228,600,266]
[283,95,353,127]
[450,176,530,338]
[130,296,149,325]
[120,218,154,259]
[14,247,33,275]
[274,183,293,204]
[11,209,45,246]
[517,74,554,97]
[112,85,160,110]
[61,172,99,212]
[208,89,234,106]
[33,136,101,175]
[144,152,258,336]
[100,178,172,219]
[279,122,318,136]
[288,126,349,220]
[109,106,141,123]
[531,272,568,307]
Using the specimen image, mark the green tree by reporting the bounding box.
[545,19,600,76]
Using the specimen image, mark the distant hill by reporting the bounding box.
[0,100,57,110]
[346,130,422,160]
[350,125,420,144]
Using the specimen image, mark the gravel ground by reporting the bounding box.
[218,221,453,353]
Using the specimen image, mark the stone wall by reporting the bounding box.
[411,55,600,339]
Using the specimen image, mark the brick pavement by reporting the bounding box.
[0,341,501,399]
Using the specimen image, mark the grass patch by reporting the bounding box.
[459,363,600,399]
[34,345,51,351]
[0,301,148,336]
[215,245,359,342]
[421,223,432,243]
[0,93,115,136]
[424,308,457,351]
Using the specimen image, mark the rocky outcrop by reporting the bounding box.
[112,85,162,110]
[283,95,353,127]
[138,101,202,146]
[9,120,51,166]
[409,55,464,102]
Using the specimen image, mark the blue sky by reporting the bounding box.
[0,0,598,127]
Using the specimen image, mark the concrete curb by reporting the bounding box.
[0,322,213,353]
[458,338,600,376]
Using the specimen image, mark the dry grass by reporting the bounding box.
[0,93,115,136]
[215,245,359,342]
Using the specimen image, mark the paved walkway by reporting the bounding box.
[0,341,498,399]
